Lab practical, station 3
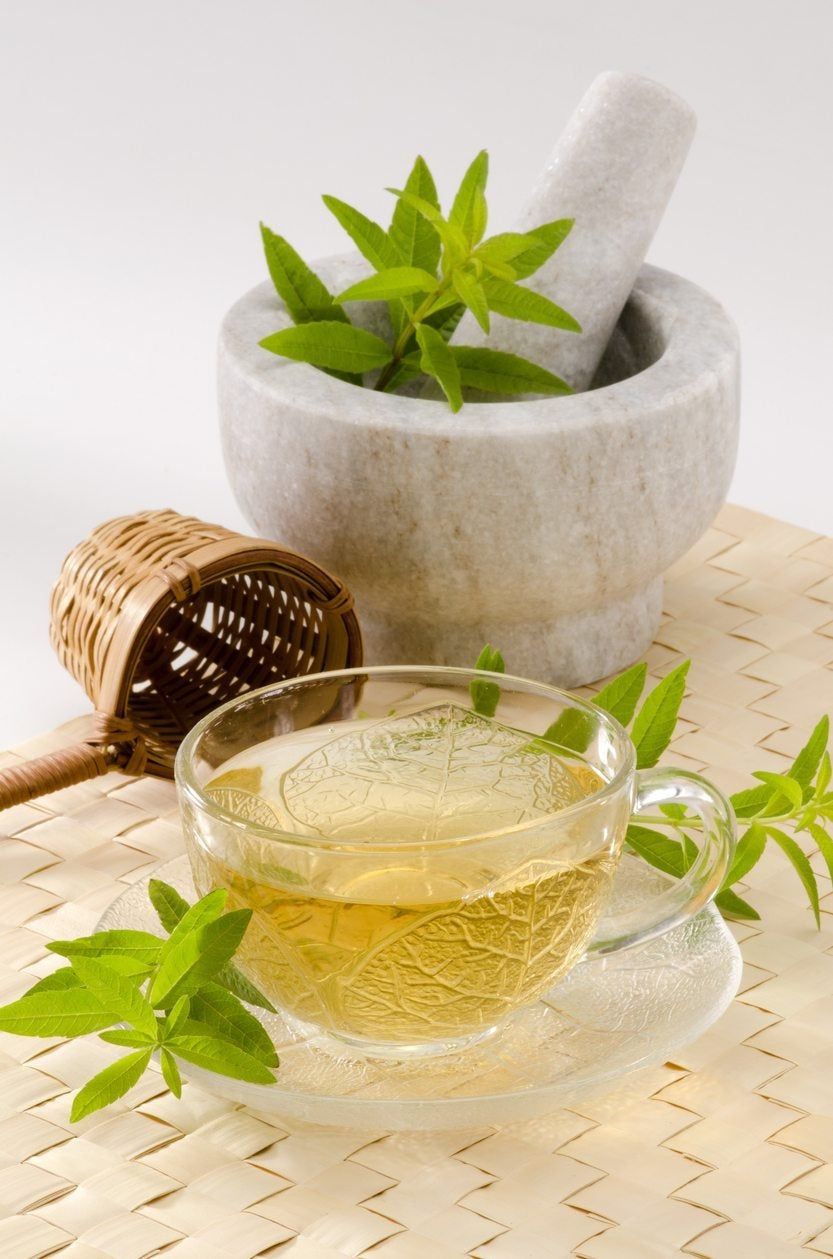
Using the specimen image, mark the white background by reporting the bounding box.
[1,0,831,747]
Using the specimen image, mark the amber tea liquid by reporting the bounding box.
[188,704,617,1048]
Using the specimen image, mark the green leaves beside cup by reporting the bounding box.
[258,151,580,410]
[1,648,830,1119]
[0,880,278,1122]
[474,648,833,924]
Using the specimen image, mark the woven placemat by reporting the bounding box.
[2,502,833,1259]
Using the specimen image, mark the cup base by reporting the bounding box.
[287,1013,503,1060]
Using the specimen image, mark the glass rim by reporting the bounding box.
[175,665,636,852]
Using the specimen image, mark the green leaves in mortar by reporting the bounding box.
[258,151,579,410]
[0,880,278,1122]
[471,649,833,924]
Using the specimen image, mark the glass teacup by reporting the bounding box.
[176,667,734,1056]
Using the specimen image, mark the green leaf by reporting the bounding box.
[533,709,595,756]
[387,190,469,267]
[215,963,276,1014]
[0,989,116,1038]
[148,879,190,934]
[336,267,438,304]
[91,955,154,980]
[470,645,504,717]
[767,826,820,926]
[259,321,391,374]
[723,822,766,888]
[473,645,505,673]
[149,908,252,1008]
[452,270,489,332]
[482,279,581,332]
[376,358,420,394]
[480,258,517,282]
[807,821,833,885]
[168,1034,276,1085]
[260,224,347,325]
[424,302,466,344]
[68,956,158,1040]
[148,888,230,1001]
[389,155,441,275]
[25,968,83,996]
[416,324,462,412]
[160,1048,182,1098]
[100,1029,154,1048]
[148,881,275,1014]
[730,783,773,820]
[187,983,278,1067]
[423,289,461,318]
[321,196,401,272]
[163,995,190,1038]
[48,930,162,968]
[46,953,153,981]
[626,824,696,878]
[452,346,572,396]
[715,887,761,920]
[593,663,648,728]
[160,888,227,948]
[790,715,830,789]
[70,1049,152,1123]
[815,752,831,799]
[630,661,691,769]
[510,219,574,280]
[434,223,470,268]
[450,150,489,245]
[387,187,444,223]
[475,233,536,264]
[752,772,804,813]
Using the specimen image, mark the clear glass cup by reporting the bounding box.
[176,666,734,1057]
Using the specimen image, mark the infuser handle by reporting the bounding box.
[0,711,146,811]
[0,742,116,809]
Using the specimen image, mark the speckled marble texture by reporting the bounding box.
[218,256,739,686]
[451,72,697,393]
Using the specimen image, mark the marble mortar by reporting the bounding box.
[218,253,740,686]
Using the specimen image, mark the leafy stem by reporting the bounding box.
[0,880,279,1123]
[632,815,705,829]
[471,648,832,925]
[258,151,580,411]
[374,287,447,392]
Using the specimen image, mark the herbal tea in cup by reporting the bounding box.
[177,668,733,1056]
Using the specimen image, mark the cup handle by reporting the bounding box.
[586,767,736,957]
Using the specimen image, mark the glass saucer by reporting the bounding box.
[99,855,741,1131]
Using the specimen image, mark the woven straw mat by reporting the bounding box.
[2,503,833,1259]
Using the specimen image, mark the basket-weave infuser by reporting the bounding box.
[0,509,362,809]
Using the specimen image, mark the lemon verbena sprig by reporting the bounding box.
[257,151,580,411]
[472,647,833,924]
[0,880,278,1122]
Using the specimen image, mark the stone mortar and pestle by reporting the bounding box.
[219,72,740,687]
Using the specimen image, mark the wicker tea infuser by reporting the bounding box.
[0,510,362,810]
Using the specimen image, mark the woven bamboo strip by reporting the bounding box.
[0,504,832,1257]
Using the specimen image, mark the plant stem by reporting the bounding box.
[374,282,452,393]
[634,815,705,829]
[635,801,811,834]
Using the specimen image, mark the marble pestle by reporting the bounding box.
[452,71,697,392]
